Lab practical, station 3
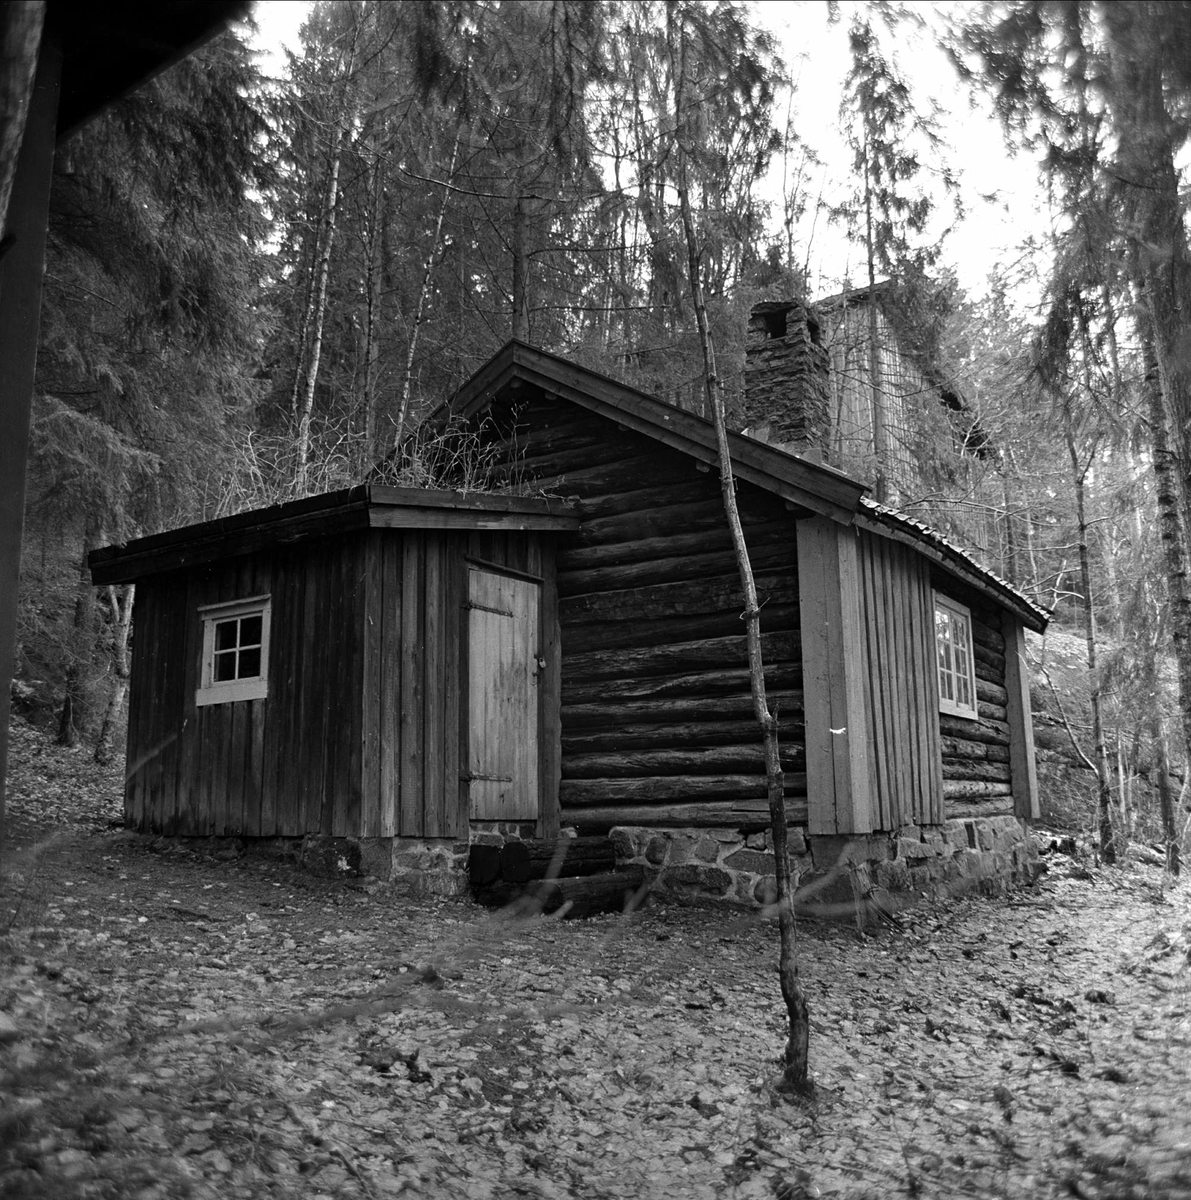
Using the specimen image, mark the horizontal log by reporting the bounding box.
[563,799,809,833]
[561,520,791,573]
[939,735,1011,763]
[530,455,689,500]
[578,488,781,533]
[560,569,799,623]
[978,701,1008,724]
[565,632,800,683]
[475,866,648,918]
[943,780,1013,800]
[946,797,1016,819]
[563,691,804,730]
[467,844,502,886]
[560,773,807,806]
[560,540,793,597]
[500,836,616,883]
[563,604,801,655]
[498,432,644,477]
[563,665,801,707]
[970,618,1006,654]
[976,679,1009,707]
[941,759,1013,783]
[563,719,787,754]
[973,641,1006,672]
[938,713,1010,745]
[562,743,805,781]
[491,415,611,458]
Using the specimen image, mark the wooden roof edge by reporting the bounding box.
[855,504,1050,632]
[88,483,580,582]
[444,340,868,523]
[366,483,577,517]
[88,487,370,569]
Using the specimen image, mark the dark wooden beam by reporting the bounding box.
[0,38,61,858]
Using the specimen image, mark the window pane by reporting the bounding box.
[238,647,261,678]
[239,614,263,646]
[215,619,239,651]
[213,651,238,681]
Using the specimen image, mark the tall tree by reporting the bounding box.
[22,24,270,740]
[958,0,1191,828]
[666,0,810,1093]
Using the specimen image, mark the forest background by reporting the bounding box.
[15,0,1191,866]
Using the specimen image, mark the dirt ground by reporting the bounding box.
[2,717,1190,1200]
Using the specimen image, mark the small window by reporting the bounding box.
[196,595,271,707]
[934,594,977,719]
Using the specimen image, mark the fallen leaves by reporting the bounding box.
[2,719,1191,1197]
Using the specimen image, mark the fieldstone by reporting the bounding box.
[667,835,696,865]
[735,874,759,904]
[753,874,779,905]
[723,848,776,874]
[875,859,910,892]
[694,836,721,863]
[977,825,995,851]
[909,866,934,893]
[710,828,743,843]
[896,837,932,861]
[943,821,972,850]
[608,827,636,860]
[787,828,807,856]
[660,863,732,896]
[745,832,768,850]
[645,836,669,865]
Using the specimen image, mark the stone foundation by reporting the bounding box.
[609,815,1039,914]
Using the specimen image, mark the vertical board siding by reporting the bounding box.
[125,536,368,841]
[399,533,426,836]
[797,518,874,835]
[484,397,807,833]
[856,530,943,829]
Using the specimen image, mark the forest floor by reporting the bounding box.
[1,718,1190,1200]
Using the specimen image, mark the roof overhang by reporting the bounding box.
[442,341,868,526]
[856,501,1049,632]
[89,484,580,584]
[47,1,249,139]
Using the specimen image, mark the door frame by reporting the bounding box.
[458,554,560,838]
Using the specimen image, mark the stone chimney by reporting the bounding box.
[743,300,831,457]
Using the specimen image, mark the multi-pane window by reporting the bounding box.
[934,594,977,719]
[196,596,271,706]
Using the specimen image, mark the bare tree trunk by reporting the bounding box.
[1066,431,1116,863]
[361,150,384,462]
[57,525,98,747]
[670,10,809,1093]
[394,132,460,456]
[1144,355,1191,874]
[510,193,530,342]
[293,122,344,497]
[94,583,134,767]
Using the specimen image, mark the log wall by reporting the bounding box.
[484,394,807,833]
[931,577,1014,820]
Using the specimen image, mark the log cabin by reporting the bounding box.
[90,302,1048,903]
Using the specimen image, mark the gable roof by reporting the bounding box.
[89,484,579,585]
[443,341,867,525]
[444,340,1048,632]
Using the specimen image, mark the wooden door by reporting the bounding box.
[467,567,540,821]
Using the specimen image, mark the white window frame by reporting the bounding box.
[195,594,271,707]
[934,593,978,719]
